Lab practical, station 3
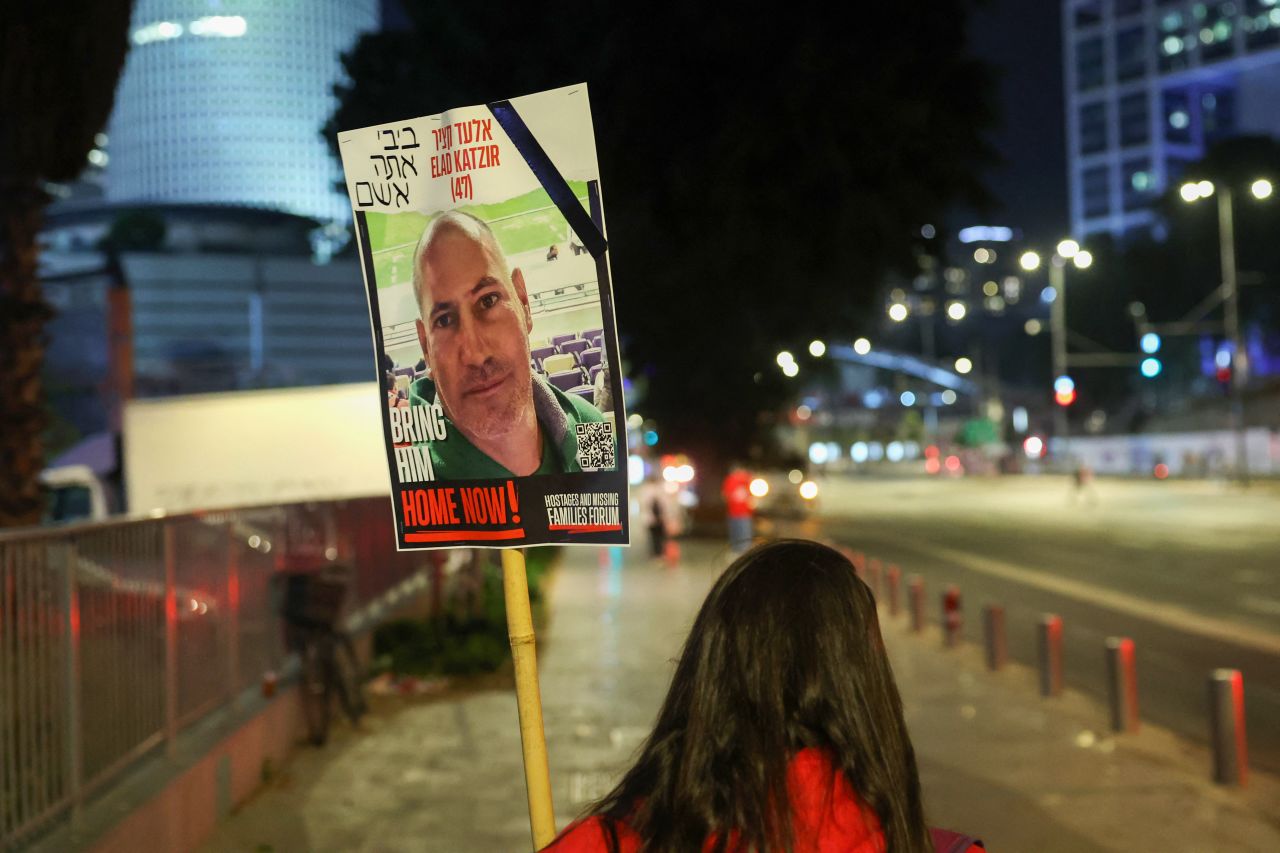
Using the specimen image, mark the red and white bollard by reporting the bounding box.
[941,585,962,647]
[1106,637,1139,733]
[840,547,862,579]
[1209,668,1248,786]
[983,605,1007,671]
[1039,614,1063,697]
[909,576,925,633]
[886,564,902,617]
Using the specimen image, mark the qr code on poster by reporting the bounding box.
[575,422,616,472]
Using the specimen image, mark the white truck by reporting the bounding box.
[42,383,391,522]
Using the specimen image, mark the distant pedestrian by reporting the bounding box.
[636,473,668,559]
[1070,461,1097,507]
[541,540,982,853]
[721,462,754,554]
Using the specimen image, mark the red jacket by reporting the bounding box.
[721,470,754,519]
[544,748,974,853]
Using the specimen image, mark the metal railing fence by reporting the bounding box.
[0,495,434,850]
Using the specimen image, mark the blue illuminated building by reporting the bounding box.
[39,0,384,437]
[1064,0,1280,239]
[105,0,379,223]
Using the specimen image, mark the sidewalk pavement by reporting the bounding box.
[202,539,1280,853]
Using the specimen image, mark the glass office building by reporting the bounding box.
[1064,0,1280,238]
[105,1,379,223]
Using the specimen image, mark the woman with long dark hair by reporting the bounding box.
[543,539,977,853]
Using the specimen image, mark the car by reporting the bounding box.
[748,468,820,520]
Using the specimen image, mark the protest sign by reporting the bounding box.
[338,84,628,551]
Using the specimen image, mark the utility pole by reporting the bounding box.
[1217,186,1249,485]
[920,301,938,439]
[1049,258,1069,463]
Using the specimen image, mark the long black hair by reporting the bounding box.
[567,539,930,852]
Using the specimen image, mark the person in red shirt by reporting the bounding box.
[542,540,981,853]
[721,463,754,554]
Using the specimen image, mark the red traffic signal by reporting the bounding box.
[1054,388,1076,407]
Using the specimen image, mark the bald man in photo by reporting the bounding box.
[407,211,608,479]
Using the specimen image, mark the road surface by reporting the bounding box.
[789,474,1280,772]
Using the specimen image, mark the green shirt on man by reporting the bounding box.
[407,373,610,480]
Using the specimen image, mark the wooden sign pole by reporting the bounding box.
[500,548,556,848]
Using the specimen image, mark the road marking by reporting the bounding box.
[919,544,1280,656]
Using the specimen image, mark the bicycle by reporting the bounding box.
[276,568,368,746]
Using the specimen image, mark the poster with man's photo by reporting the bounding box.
[338,84,628,550]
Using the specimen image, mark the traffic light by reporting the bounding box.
[1053,375,1076,406]
[1140,332,1161,354]
[1140,357,1162,378]
[1214,345,1232,386]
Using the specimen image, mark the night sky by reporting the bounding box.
[377,0,1068,244]
[964,0,1068,244]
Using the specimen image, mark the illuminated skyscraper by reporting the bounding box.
[105,1,379,222]
[1063,0,1280,239]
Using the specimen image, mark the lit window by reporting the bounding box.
[1245,0,1280,48]
[1158,12,1192,71]
[1164,90,1193,143]
[1199,3,1236,60]
[1203,89,1235,141]
[1124,158,1154,211]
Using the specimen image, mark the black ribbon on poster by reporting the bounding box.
[487,98,609,260]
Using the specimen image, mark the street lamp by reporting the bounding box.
[885,294,944,438]
[954,357,973,375]
[1021,238,1091,459]
[809,339,826,357]
[1179,176,1274,483]
[853,337,871,355]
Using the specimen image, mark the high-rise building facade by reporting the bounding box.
[1064,0,1280,239]
[105,1,379,222]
